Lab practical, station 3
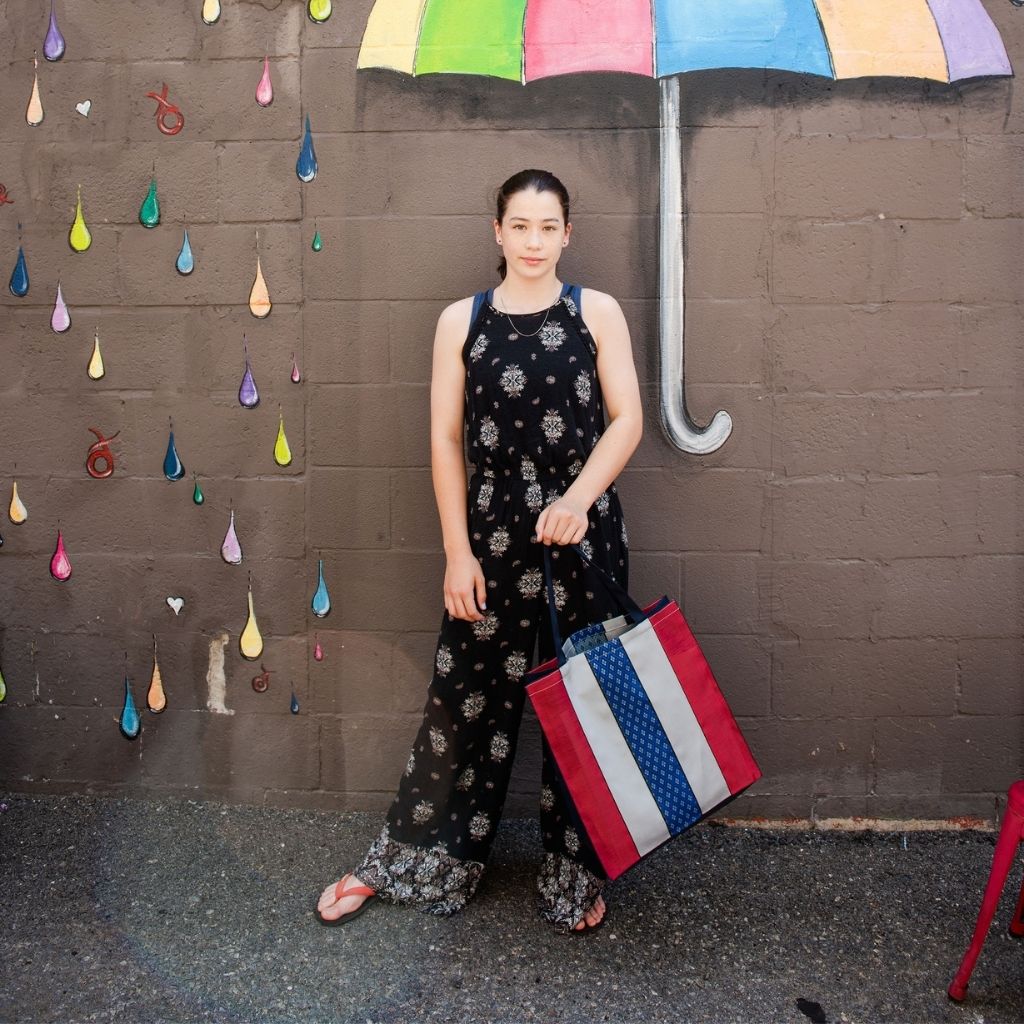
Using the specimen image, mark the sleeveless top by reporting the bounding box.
[460,283,606,503]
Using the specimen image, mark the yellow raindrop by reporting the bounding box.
[249,255,271,318]
[240,586,264,660]
[308,0,332,23]
[147,642,167,713]
[26,57,44,127]
[274,412,292,466]
[69,185,92,253]
[87,330,105,380]
[9,481,27,524]
[201,0,221,24]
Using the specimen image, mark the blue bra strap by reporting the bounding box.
[470,290,489,327]
[567,283,581,311]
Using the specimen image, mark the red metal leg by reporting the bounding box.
[948,782,1024,1002]
[946,782,1019,999]
[1010,873,1024,938]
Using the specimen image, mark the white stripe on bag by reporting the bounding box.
[561,655,671,856]
[618,618,731,813]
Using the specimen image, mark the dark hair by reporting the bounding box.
[495,169,570,279]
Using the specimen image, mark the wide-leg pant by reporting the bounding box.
[356,467,629,929]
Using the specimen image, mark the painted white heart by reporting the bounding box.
[166,596,184,616]
[75,100,91,117]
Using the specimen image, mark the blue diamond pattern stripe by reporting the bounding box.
[566,620,609,657]
[584,639,702,835]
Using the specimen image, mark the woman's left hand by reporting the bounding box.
[535,496,589,546]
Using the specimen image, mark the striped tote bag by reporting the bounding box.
[525,544,761,880]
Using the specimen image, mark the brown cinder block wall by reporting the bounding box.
[0,1,1021,821]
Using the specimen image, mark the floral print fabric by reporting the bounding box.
[355,287,629,929]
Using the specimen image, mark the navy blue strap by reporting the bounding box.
[542,543,645,666]
[470,290,489,327]
[567,283,581,311]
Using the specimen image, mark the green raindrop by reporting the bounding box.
[311,229,322,253]
[192,474,204,506]
[139,176,160,228]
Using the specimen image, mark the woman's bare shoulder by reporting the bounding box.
[434,296,477,357]
[437,296,476,330]
[578,288,623,318]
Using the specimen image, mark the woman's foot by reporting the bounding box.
[315,873,376,925]
[571,893,606,931]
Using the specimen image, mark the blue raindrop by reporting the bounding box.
[290,691,300,714]
[163,428,185,481]
[120,675,141,739]
[296,115,317,183]
[311,558,330,617]
[176,228,194,275]
[9,246,28,297]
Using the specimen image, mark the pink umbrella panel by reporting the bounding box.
[359,0,1012,454]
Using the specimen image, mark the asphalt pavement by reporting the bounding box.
[1,794,1022,1024]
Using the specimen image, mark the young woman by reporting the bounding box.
[316,169,643,933]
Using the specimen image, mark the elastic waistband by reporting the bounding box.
[471,465,576,483]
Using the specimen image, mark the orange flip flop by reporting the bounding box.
[314,874,378,927]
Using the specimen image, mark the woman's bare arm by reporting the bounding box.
[430,298,487,620]
[536,289,643,545]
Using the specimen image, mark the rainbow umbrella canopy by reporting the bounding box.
[358,0,1012,454]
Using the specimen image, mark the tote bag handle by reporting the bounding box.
[541,543,646,666]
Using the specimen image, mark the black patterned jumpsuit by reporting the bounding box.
[355,283,631,929]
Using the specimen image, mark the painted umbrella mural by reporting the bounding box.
[357,0,1012,453]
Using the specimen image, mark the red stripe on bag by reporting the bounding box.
[648,601,761,794]
[527,671,639,879]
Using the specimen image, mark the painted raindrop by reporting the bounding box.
[163,424,185,481]
[290,354,301,383]
[201,0,221,25]
[139,176,160,228]
[192,474,204,505]
[290,691,300,714]
[176,228,194,275]
[311,228,322,252]
[240,584,264,660]
[307,0,332,23]
[274,412,292,466]
[43,0,66,61]
[147,639,167,712]
[26,57,44,126]
[120,673,141,739]
[249,255,271,318]
[9,242,29,298]
[311,558,331,618]
[87,330,104,380]
[69,186,91,253]
[50,529,72,581]
[51,281,71,333]
[221,507,242,565]
[238,336,260,408]
[0,663,6,703]
[9,482,27,525]
[256,56,273,107]
[296,115,317,183]
[313,635,323,662]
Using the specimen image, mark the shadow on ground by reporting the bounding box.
[0,794,1021,1023]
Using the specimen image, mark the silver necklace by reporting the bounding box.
[495,286,563,337]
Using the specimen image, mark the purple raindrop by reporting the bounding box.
[43,0,66,61]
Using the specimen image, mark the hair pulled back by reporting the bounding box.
[495,169,570,279]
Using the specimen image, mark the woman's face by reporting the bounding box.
[494,187,571,279]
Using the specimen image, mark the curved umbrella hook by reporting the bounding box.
[659,76,733,455]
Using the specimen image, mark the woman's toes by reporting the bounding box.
[317,875,353,913]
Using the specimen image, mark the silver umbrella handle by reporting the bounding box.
[659,75,733,455]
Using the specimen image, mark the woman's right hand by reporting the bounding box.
[444,550,487,622]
